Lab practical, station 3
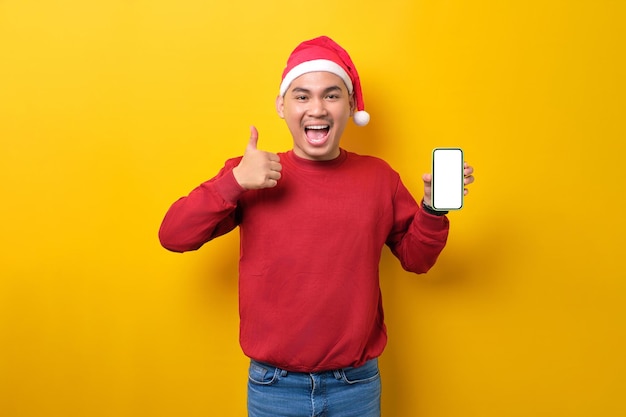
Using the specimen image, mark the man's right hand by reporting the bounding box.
[232,126,282,190]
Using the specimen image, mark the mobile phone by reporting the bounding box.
[431,147,464,211]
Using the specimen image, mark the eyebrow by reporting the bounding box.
[290,85,344,95]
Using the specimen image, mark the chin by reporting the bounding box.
[294,143,335,161]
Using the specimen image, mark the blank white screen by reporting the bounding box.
[432,148,463,210]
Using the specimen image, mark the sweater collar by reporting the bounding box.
[284,148,348,171]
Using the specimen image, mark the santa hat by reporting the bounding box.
[279,36,370,126]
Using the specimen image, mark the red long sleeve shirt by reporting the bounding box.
[159,149,449,372]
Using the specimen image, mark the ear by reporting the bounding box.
[349,92,356,116]
[276,95,285,119]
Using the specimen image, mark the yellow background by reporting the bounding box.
[1,1,625,416]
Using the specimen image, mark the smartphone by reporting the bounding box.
[431,147,464,211]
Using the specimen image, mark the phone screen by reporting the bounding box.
[432,148,464,210]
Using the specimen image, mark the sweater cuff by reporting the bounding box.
[212,169,247,205]
[421,199,448,216]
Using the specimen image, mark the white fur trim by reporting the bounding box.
[280,59,353,96]
[353,110,370,126]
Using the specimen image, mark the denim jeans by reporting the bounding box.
[247,358,381,417]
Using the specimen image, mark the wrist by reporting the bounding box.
[231,166,248,190]
[422,199,448,216]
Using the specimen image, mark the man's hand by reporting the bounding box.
[232,126,282,190]
[422,162,475,207]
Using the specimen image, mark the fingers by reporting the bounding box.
[463,163,474,186]
[268,153,281,163]
[257,164,281,189]
[422,163,475,203]
[463,162,474,195]
[421,173,433,206]
[234,125,282,190]
[247,125,279,161]
[248,125,259,150]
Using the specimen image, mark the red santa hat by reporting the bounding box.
[279,36,370,126]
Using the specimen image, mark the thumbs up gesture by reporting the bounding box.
[232,126,282,190]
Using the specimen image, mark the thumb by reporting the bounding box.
[247,125,259,150]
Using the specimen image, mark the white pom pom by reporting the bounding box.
[353,110,370,126]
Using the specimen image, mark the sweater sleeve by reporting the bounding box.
[386,178,450,274]
[158,158,246,253]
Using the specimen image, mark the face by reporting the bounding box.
[276,71,355,161]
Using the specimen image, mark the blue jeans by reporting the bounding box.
[247,358,381,417]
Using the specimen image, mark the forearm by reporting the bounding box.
[387,178,450,273]
[392,206,449,274]
[159,168,245,252]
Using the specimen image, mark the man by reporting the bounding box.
[159,36,475,417]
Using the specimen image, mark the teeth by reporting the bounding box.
[306,125,329,130]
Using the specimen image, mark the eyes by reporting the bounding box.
[294,93,341,102]
[290,87,345,103]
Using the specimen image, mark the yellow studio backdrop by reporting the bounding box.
[1,0,624,416]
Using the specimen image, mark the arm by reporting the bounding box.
[158,126,282,253]
[158,161,246,252]
[386,178,450,274]
[387,162,475,272]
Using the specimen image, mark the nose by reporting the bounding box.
[307,97,328,117]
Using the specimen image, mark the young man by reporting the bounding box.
[159,36,475,417]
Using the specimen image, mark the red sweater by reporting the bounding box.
[159,149,449,372]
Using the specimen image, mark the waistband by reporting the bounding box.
[250,358,379,378]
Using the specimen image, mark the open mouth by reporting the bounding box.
[304,125,330,145]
